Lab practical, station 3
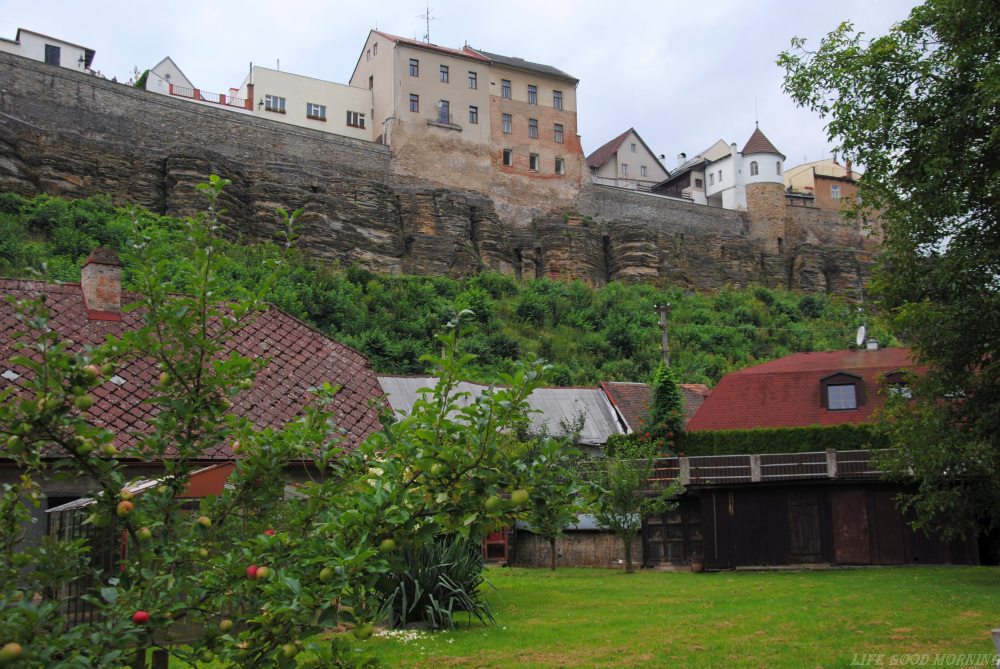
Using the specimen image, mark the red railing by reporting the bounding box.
[169,84,252,110]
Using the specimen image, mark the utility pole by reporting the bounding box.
[654,304,671,368]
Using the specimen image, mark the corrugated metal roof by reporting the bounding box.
[377,377,622,445]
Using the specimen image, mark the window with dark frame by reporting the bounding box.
[776,161,783,175]
[820,372,864,411]
[437,100,450,123]
[440,65,449,83]
[502,148,513,166]
[553,90,563,109]
[641,165,648,177]
[468,71,477,89]
[409,93,419,113]
[529,153,539,171]
[695,178,703,188]
[527,85,537,105]
[44,44,60,65]
[469,105,478,124]
[409,58,419,77]
[555,158,564,175]
[750,161,759,176]
[554,123,564,144]
[528,118,538,139]
[502,113,512,134]
[346,110,365,128]
[501,79,511,99]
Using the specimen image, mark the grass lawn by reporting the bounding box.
[364,566,1000,669]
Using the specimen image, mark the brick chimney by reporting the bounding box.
[845,159,853,180]
[81,248,122,320]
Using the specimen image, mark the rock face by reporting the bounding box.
[0,53,874,293]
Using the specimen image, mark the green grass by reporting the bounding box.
[364,566,1000,668]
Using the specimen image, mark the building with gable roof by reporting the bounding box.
[586,128,670,190]
[0,28,95,73]
[0,249,384,540]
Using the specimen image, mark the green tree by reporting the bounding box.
[645,363,685,455]
[779,0,1000,538]
[589,437,682,574]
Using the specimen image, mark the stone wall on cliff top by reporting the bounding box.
[0,52,873,293]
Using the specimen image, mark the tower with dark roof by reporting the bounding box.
[741,126,787,246]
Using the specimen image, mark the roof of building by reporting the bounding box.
[0,279,384,459]
[585,128,669,176]
[468,48,578,83]
[378,376,622,445]
[601,381,712,431]
[741,126,786,160]
[686,348,915,432]
[371,30,490,63]
[149,56,194,89]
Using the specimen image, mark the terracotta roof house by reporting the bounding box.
[586,128,670,190]
[600,381,711,432]
[687,347,915,432]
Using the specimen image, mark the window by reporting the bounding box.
[527,118,538,139]
[502,148,513,166]
[884,372,912,398]
[640,165,648,177]
[345,110,365,128]
[831,184,841,199]
[555,158,565,175]
[554,123,564,144]
[468,71,477,89]
[440,65,449,83]
[750,161,759,176]
[409,58,419,77]
[502,113,512,134]
[366,49,371,62]
[501,79,511,99]
[529,153,539,171]
[631,143,637,153]
[469,105,478,124]
[621,163,628,176]
[264,95,286,113]
[821,372,865,410]
[373,42,378,56]
[827,385,858,410]
[553,90,563,109]
[437,100,450,124]
[409,94,419,113]
[709,173,714,186]
[368,75,373,90]
[527,85,537,105]
[307,103,327,121]
[695,178,703,188]
[776,161,782,175]
[718,170,723,182]
[44,44,60,65]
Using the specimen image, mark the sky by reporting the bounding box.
[1,0,920,170]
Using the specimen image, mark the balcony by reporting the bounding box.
[426,111,461,132]
[168,84,252,111]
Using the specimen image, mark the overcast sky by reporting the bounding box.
[2,0,919,170]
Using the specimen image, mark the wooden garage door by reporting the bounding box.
[831,490,871,564]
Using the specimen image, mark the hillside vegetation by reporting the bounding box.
[0,193,891,386]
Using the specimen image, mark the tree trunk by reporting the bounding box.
[549,537,556,570]
[622,533,634,574]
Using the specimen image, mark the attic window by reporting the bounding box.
[884,370,912,398]
[820,372,865,410]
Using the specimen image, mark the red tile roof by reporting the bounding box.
[601,381,711,431]
[586,128,632,170]
[686,348,916,432]
[372,30,490,62]
[0,279,383,459]
[741,126,786,160]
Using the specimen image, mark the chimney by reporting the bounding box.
[866,338,879,351]
[845,159,853,180]
[81,248,122,320]
[676,152,686,166]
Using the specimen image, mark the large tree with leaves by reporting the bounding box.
[779,0,1000,538]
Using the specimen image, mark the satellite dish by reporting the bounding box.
[855,325,867,347]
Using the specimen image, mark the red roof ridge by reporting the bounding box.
[741,126,786,160]
[586,128,633,169]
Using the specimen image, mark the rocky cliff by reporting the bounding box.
[0,53,873,293]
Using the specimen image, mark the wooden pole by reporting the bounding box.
[654,304,671,368]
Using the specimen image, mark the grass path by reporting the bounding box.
[365,566,1000,668]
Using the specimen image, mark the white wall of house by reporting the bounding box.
[0,29,92,72]
[237,67,373,141]
[145,57,193,96]
[745,152,785,186]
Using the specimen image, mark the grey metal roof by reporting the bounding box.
[377,377,622,446]
[470,49,578,83]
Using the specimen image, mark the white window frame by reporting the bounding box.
[831,184,841,199]
[529,153,539,171]
[528,118,538,139]
[750,161,759,176]
[307,103,327,121]
[501,79,511,99]
[527,84,537,105]
[553,90,563,109]
[502,113,512,134]
[264,95,286,113]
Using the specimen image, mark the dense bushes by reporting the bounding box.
[679,424,888,456]
[0,192,896,387]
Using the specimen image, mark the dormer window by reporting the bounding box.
[883,371,913,398]
[820,372,865,411]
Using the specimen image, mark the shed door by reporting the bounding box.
[831,490,871,564]
[788,492,822,563]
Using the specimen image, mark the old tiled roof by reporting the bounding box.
[687,348,915,432]
[468,48,578,83]
[0,279,383,459]
[600,381,712,431]
[373,30,490,62]
[586,129,632,170]
[741,126,786,160]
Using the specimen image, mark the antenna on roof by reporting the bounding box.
[420,1,437,43]
[754,97,759,128]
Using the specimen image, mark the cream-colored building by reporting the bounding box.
[586,128,669,189]
[0,28,94,73]
[143,57,195,97]
[236,67,372,141]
